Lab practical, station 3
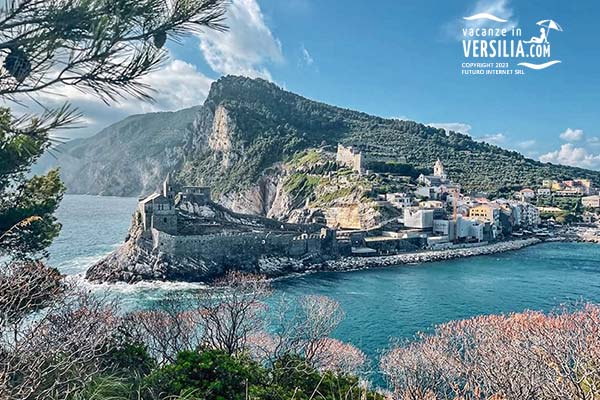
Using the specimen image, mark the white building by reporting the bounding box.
[537,188,551,196]
[518,188,535,201]
[403,207,434,229]
[515,202,541,227]
[433,158,447,180]
[432,216,484,242]
[385,192,413,208]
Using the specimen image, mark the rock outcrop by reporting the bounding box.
[86,193,339,283]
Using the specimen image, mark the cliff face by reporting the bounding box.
[34,106,204,196]
[40,75,600,203]
[85,215,219,283]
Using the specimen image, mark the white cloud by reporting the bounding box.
[444,0,517,40]
[427,122,472,135]
[478,133,506,145]
[301,45,314,66]
[540,143,600,170]
[559,128,584,142]
[197,0,283,80]
[588,136,600,146]
[16,58,213,138]
[517,139,536,149]
[463,0,516,29]
[7,0,285,138]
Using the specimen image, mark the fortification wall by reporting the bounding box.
[151,229,336,267]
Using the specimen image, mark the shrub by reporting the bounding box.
[143,350,265,400]
[381,304,600,400]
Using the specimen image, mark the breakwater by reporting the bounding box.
[321,238,542,272]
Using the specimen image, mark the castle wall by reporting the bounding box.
[151,229,337,268]
[151,214,177,234]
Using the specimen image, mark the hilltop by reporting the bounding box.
[40,75,600,214]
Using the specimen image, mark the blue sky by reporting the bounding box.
[48,0,600,170]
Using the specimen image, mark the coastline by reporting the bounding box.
[319,237,543,273]
[88,226,600,285]
[314,226,599,275]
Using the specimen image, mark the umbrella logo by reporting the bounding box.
[523,20,563,44]
[518,19,563,70]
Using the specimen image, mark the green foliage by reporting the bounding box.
[367,161,426,178]
[263,355,383,400]
[0,107,67,257]
[143,350,265,400]
[291,149,324,166]
[78,349,382,400]
[102,342,157,378]
[283,173,321,199]
[139,350,382,400]
[316,187,357,204]
[536,196,583,214]
[179,76,600,197]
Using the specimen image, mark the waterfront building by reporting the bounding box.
[516,202,541,227]
[468,204,500,223]
[432,216,484,242]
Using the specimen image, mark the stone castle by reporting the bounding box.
[134,175,340,276]
[335,143,408,174]
[336,144,364,173]
[138,174,211,234]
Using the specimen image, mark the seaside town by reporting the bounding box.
[333,146,600,253]
[5,2,600,399]
[107,142,600,284]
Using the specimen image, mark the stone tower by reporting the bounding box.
[433,158,446,179]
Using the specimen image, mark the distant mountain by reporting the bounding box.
[35,105,203,196]
[39,75,600,212]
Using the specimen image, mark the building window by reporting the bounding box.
[163,218,167,223]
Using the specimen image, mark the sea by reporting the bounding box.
[48,195,600,369]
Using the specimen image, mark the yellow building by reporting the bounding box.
[468,204,500,223]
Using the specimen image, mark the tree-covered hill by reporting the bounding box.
[181,76,600,195]
[41,75,600,198]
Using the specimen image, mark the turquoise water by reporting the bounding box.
[49,195,600,366]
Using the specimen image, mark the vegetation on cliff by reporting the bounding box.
[44,75,600,199]
[180,76,600,197]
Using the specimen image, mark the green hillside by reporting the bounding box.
[42,75,600,197]
[180,76,600,196]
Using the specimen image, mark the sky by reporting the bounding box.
[25,0,600,170]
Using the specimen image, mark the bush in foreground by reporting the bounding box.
[381,304,600,400]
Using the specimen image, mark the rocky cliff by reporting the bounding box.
[40,75,600,210]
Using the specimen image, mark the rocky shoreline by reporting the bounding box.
[198,238,545,279]
[89,225,600,284]
[318,238,543,273]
